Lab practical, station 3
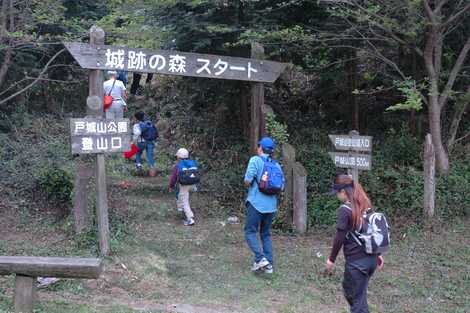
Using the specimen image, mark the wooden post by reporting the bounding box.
[348,130,360,183]
[424,133,436,226]
[14,275,35,313]
[239,82,250,138]
[281,143,296,227]
[250,42,264,153]
[293,162,307,234]
[73,161,93,233]
[89,25,109,256]
[72,96,103,235]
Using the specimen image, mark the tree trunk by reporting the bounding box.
[447,86,470,151]
[0,46,12,90]
[428,93,449,174]
[130,73,142,95]
[8,0,13,32]
[0,0,7,34]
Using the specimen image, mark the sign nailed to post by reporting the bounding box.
[328,131,373,182]
[64,42,287,83]
[328,152,372,170]
[70,118,130,154]
[329,134,372,152]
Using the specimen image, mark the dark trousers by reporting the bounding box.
[343,256,377,313]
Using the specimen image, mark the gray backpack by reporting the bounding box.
[343,205,391,254]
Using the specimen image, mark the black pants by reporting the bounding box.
[343,256,377,313]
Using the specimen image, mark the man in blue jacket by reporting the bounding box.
[243,137,283,274]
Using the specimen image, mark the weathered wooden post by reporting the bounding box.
[89,26,110,256]
[349,130,360,183]
[1,256,103,313]
[14,275,35,313]
[293,162,308,234]
[72,162,93,233]
[250,42,264,153]
[281,143,296,227]
[424,133,436,227]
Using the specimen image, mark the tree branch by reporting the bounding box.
[0,48,66,105]
[443,3,470,28]
[439,35,470,108]
[423,0,435,22]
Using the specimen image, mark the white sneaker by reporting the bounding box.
[263,264,273,274]
[251,257,269,271]
[183,218,195,226]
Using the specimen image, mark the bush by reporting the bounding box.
[436,158,470,218]
[308,194,340,226]
[375,125,422,168]
[37,167,73,207]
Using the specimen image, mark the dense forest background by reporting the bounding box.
[0,0,469,229]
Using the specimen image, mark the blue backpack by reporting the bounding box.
[139,120,158,141]
[257,156,284,195]
[177,159,200,185]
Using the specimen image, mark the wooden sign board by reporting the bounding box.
[70,118,130,154]
[328,152,372,170]
[64,42,287,83]
[328,134,373,152]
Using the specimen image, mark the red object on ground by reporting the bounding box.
[123,143,138,159]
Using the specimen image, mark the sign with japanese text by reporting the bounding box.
[328,131,373,175]
[328,134,373,152]
[64,42,287,83]
[70,118,130,154]
[328,152,372,170]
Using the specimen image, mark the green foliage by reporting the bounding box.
[375,125,422,168]
[266,112,289,146]
[387,79,423,112]
[37,167,73,207]
[308,194,339,226]
[436,158,470,218]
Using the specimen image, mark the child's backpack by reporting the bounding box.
[257,156,284,195]
[139,120,158,141]
[177,159,200,185]
[344,205,391,254]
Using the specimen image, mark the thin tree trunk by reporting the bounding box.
[348,49,359,130]
[8,0,13,31]
[428,93,449,174]
[0,46,12,89]
[423,27,450,174]
[447,86,470,151]
[0,0,7,34]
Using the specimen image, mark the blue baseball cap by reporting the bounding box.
[258,137,276,153]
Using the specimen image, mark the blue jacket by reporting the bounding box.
[244,154,283,213]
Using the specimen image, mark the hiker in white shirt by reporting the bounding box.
[103,70,127,118]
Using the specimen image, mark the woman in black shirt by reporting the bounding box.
[327,174,384,313]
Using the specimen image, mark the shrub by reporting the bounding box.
[37,167,73,207]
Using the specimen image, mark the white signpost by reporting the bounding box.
[329,130,373,182]
[70,118,131,154]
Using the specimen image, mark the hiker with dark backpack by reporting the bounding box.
[327,174,389,313]
[243,137,284,274]
[168,148,200,226]
[132,111,158,176]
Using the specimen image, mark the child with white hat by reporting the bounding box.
[168,148,199,226]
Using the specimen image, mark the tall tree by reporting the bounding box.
[320,0,470,174]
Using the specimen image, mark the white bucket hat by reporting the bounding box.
[176,148,189,159]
